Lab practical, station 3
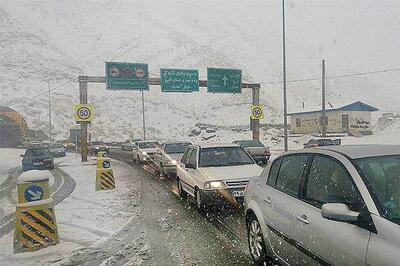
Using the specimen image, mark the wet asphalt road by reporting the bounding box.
[105,148,253,266]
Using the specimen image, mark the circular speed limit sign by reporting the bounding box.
[77,106,91,120]
[75,104,93,122]
[251,105,264,120]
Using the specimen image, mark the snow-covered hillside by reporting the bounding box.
[1,0,400,141]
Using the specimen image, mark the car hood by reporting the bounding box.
[165,153,184,161]
[200,164,263,181]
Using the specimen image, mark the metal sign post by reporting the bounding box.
[78,75,262,145]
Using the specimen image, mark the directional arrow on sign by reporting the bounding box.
[27,189,42,201]
[222,76,228,86]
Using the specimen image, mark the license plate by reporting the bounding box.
[232,190,245,197]
[33,162,44,166]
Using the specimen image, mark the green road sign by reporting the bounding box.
[207,68,242,94]
[160,69,199,92]
[105,62,149,90]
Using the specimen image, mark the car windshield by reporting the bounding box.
[240,140,265,148]
[138,142,158,149]
[26,148,51,157]
[199,147,254,167]
[165,143,191,154]
[354,155,400,225]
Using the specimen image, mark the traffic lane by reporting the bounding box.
[109,149,252,265]
[141,160,248,240]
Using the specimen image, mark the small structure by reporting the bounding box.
[288,101,379,135]
[0,106,29,147]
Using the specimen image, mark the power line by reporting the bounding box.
[32,80,76,99]
[260,67,400,85]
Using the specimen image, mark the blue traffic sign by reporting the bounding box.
[24,185,43,202]
[102,160,111,169]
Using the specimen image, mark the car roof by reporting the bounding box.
[163,141,191,145]
[303,145,400,159]
[192,143,240,148]
[27,147,49,150]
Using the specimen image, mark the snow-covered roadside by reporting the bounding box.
[0,148,24,185]
[0,155,140,265]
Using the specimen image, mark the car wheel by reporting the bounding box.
[247,214,268,265]
[136,155,141,164]
[176,177,187,199]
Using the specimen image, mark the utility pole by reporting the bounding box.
[252,86,260,140]
[321,59,327,137]
[282,0,288,151]
[48,80,52,142]
[79,76,88,162]
[141,90,146,140]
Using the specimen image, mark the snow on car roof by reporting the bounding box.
[318,145,400,159]
[194,143,240,148]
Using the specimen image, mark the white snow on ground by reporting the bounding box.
[0,149,24,185]
[0,154,139,266]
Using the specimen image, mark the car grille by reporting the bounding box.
[225,180,249,187]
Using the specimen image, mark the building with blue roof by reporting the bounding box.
[288,101,379,135]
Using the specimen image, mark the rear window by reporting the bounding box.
[240,140,265,148]
[165,143,191,154]
[138,142,159,149]
[25,148,51,157]
[199,147,254,167]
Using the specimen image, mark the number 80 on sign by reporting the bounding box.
[75,104,94,122]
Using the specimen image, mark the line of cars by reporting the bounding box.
[20,142,68,172]
[124,139,400,265]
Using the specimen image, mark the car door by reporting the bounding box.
[296,154,371,265]
[178,147,195,196]
[154,143,165,167]
[261,154,311,265]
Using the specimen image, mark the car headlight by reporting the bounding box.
[106,146,109,149]
[142,151,147,155]
[95,147,99,149]
[204,181,225,189]
[170,160,177,165]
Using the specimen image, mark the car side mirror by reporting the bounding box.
[321,203,359,222]
[185,163,196,169]
[20,154,24,157]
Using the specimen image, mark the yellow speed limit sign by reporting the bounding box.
[75,104,93,122]
[251,105,264,120]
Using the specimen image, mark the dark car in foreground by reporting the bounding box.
[21,147,54,172]
[233,140,271,165]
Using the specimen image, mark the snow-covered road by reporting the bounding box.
[0,150,251,265]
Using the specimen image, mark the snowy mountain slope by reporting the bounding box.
[1,0,400,141]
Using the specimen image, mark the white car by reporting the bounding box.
[132,140,160,163]
[244,145,400,265]
[176,143,263,210]
[153,141,191,177]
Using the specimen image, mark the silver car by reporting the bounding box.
[244,145,400,265]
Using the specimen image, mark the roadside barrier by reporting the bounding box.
[14,171,59,253]
[95,156,115,191]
